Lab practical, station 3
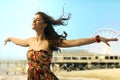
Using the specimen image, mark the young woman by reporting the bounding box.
[4,12,118,80]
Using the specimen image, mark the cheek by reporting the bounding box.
[38,22,46,28]
[32,26,36,30]
[37,21,43,25]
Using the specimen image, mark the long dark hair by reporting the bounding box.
[35,12,71,51]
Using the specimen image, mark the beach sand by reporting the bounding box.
[56,69,120,80]
[0,74,27,80]
[0,69,120,80]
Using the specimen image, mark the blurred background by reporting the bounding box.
[0,0,120,60]
[0,0,120,80]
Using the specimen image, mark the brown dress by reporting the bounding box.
[27,49,58,80]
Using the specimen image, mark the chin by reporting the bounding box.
[32,26,35,29]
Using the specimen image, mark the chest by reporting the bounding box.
[29,39,49,51]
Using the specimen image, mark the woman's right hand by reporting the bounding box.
[4,37,11,45]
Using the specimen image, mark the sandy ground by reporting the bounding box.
[0,69,120,80]
[0,74,27,80]
[56,69,120,80]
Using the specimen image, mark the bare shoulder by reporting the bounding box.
[23,37,35,45]
[28,37,36,41]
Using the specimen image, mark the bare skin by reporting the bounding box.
[4,14,119,53]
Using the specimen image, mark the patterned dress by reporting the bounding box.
[27,49,58,80]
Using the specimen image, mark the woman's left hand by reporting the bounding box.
[99,36,119,46]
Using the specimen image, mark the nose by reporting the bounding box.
[33,19,36,23]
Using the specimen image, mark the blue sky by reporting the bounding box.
[0,0,120,60]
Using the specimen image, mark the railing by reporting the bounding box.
[0,60,28,75]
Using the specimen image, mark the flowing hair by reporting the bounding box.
[35,11,71,51]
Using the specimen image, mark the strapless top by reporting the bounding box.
[27,49,59,80]
[27,49,52,71]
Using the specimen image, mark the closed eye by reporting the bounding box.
[37,19,40,21]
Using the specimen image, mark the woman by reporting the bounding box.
[4,12,118,80]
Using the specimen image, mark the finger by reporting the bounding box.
[106,42,110,46]
[4,41,7,45]
[100,38,110,46]
[113,38,119,41]
[103,40,110,46]
[109,38,118,41]
[4,39,8,45]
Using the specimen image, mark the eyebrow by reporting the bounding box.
[33,18,41,20]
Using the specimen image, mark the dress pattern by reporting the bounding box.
[27,49,58,80]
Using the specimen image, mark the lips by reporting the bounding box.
[32,23,36,26]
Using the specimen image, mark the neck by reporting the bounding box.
[36,29,45,41]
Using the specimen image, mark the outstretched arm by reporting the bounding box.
[4,37,30,47]
[59,35,118,47]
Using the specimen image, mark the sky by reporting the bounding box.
[0,0,120,60]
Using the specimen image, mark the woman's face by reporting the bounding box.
[32,14,46,30]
